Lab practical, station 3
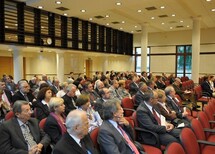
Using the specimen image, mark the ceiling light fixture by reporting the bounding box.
[180,20,183,23]
[160,6,165,9]
[187,25,190,28]
[89,18,93,21]
[172,14,176,17]
[161,22,165,25]
[137,9,142,13]
[80,9,86,13]
[206,0,211,2]
[63,13,67,16]
[105,15,109,18]
[106,23,109,25]
[38,6,43,9]
[134,25,137,28]
[55,1,62,4]
[131,31,134,33]
[151,17,155,19]
[122,21,125,23]
[212,8,215,12]
[116,2,121,6]
[120,27,123,30]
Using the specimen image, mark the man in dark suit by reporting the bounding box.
[129,74,139,96]
[98,100,146,154]
[0,100,51,154]
[62,84,77,116]
[136,90,181,146]
[135,82,148,107]
[53,110,98,154]
[12,80,36,108]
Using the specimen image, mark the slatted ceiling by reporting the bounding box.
[67,18,72,39]
[78,20,82,41]
[55,14,61,37]
[24,7,34,33]
[41,12,48,35]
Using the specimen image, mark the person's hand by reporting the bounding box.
[118,117,129,126]
[165,123,174,132]
[182,110,188,117]
[36,143,43,154]
[29,145,38,154]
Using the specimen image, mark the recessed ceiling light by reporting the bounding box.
[89,18,93,21]
[55,1,62,4]
[170,27,173,29]
[120,27,123,30]
[116,2,121,6]
[187,25,190,28]
[212,8,215,12]
[172,14,176,17]
[105,15,109,18]
[134,25,137,28]
[8,49,12,51]
[137,9,142,13]
[80,9,86,13]
[38,6,43,9]
[151,17,155,19]
[160,6,165,9]
[122,21,125,24]
[180,20,183,23]
[161,22,165,25]
[131,31,134,33]
[15,24,18,26]
[41,26,44,29]
[5,26,8,28]
[206,0,211,2]
[63,13,67,16]
[106,23,109,25]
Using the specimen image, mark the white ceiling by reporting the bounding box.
[22,0,215,33]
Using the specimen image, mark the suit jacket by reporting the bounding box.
[44,114,64,145]
[201,81,213,97]
[53,132,99,154]
[172,84,185,100]
[62,94,77,116]
[166,96,183,118]
[12,91,36,107]
[129,82,139,96]
[155,103,176,121]
[135,90,145,106]
[4,89,13,104]
[0,117,51,154]
[34,100,50,121]
[156,81,166,90]
[98,120,135,154]
[109,86,122,100]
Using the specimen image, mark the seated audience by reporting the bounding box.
[129,74,139,96]
[136,90,181,146]
[35,87,53,121]
[156,76,166,90]
[118,80,131,99]
[5,75,17,94]
[0,89,11,123]
[56,82,68,98]
[44,97,66,145]
[53,110,99,154]
[135,82,148,107]
[62,84,77,116]
[98,99,146,154]
[76,94,102,132]
[0,100,51,154]
[201,75,215,97]
[109,79,122,101]
[0,81,13,106]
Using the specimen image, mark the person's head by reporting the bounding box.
[143,90,158,106]
[13,100,32,123]
[141,71,147,77]
[164,86,175,97]
[132,74,139,82]
[49,97,65,114]
[42,74,48,81]
[112,79,119,89]
[157,89,166,103]
[95,80,104,91]
[103,99,123,122]
[138,82,148,92]
[83,81,93,92]
[174,78,182,86]
[59,82,68,91]
[100,87,110,99]
[208,75,215,82]
[118,80,125,88]
[146,80,155,90]
[18,80,30,94]
[66,110,89,139]
[66,84,77,97]
[0,81,6,90]
[53,79,60,87]
[75,94,90,111]
[37,87,53,101]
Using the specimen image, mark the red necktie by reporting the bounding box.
[152,108,161,125]
[118,125,139,154]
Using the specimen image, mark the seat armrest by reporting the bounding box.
[197,140,215,146]
[204,128,215,133]
[208,120,215,124]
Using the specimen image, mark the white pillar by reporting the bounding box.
[141,23,148,72]
[13,48,23,83]
[56,51,64,82]
[192,17,201,83]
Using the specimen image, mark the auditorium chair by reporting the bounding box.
[164,142,185,154]
[180,128,215,154]
[90,127,100,151]
[5,110,14,121]
[193,85,210,108]
[39,118,47,129]
[204,105,215,128]
[121,97,135,117]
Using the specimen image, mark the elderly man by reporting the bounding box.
[0,100,51,154]
[53,110,98,154]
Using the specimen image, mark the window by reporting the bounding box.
[135,47,150,74]
[176,45,192,78]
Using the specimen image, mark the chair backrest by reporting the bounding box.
[5,111,14,121]
[164,142,185,154]
[90,127,100,150]
[121,97,134,117]
[198,111,212,138]
[204,105,214,122]
[180,128,200,154]
[132,111,138,127]
[194,85,202,99]
[39,118,47,129]
[191,118,206,150]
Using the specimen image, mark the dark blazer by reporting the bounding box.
[98,120,135,154]
[172,84,185,100]
[155,103,176,121]
[201,81,213,97]
[44,114,64,145]
[135,90,145,106]
[0,117,51,154]
[12,91,36,107]
[166,96,183,118]
[129,82,139,96]
[4,89,13,104]
[34,101,50,121]
[156,81,166,90]
[62,94,77,116]
[53,132,99,154]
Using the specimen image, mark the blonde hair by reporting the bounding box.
[49,97,64,112]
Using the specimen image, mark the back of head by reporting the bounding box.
[102,99,120,120]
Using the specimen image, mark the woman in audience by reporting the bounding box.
[44,97,66,145]
[35,87,53,121]
[76,94,102,132]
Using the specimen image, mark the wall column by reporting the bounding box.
[13,47,23,83]
[102,56,108,74]
[191,17,201,83]
[56,51,64,82]
[141,23,148,72]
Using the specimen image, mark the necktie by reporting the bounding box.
[80,140,88,154]
[118,125,139,154]
[22,124,37,149]
[172,98,181,112]
[152,108,161,125]
[24,94,29,102]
